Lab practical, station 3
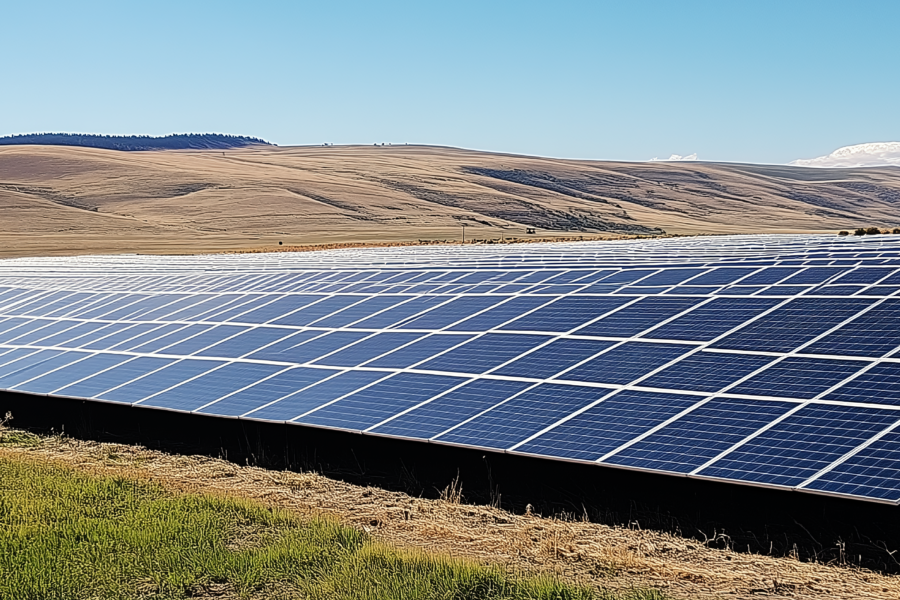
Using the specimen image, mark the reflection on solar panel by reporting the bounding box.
[5,234,900,505]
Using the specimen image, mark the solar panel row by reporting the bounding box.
[4,234,900,504]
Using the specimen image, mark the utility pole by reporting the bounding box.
[460,223,468,244]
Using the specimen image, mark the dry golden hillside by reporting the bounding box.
[2,143,900,257]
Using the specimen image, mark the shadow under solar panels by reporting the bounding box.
[434,383,611,450]
[696,404,900,487]
[605,398,795,473]
[370,378,532,439]
[514,390,702,461]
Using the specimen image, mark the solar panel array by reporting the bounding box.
[3,234,900,504]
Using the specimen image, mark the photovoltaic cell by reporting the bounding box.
[499,297,631,333]
[299,373,466,431]
[351,296,448,328]
[394,297,504,330]
[711,298,874,353]
[805,429,900,501]
[802,300,900,357]
[561,342,692,385]
[198,367,333,417]
[492,338,616,379]
[606,398,795,472]
[269,296,364,326]
[646,298,781,341]
[196,327,299,358]
[417,334,550,374]
[447,296,552,331]
[370,378,532,439]
[15,353,133,394]
[365,334,475,368]
[697,404,900,487]
[640,351,774,393]
[311,296,409,328]
[54,356,176,399]
[575,297,703,337]
[101,359,226,403]
[515,390,701,461]
[247,370,389,421]
[822,363,900,406]
[728,357,865,399]
[312,332,424,367]
[435,384,611,450]
[140,362,286,411]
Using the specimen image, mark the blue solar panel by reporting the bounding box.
[435,383,611,450]
[646,298,781,341]
[802,300,900,357]
[728,357,865,399]
[640,351,774,393]
[140,362,286,411]
[499,297,631,333]
[515,390,701,461]
[561,342,692,385]
[365,334,475,368]
[417,334,550,374]
[394,297,505,329]
[8,235,900,505]
[574,297,703,337]
[313,332,425,367]
[55,356,176,398]
[198,367,333,417]
[299,373,466,431]
[14,353,133,394]
[606,398,795,472]
[370,378,532,439]
[492,338,615,379]
[711,298,874,353]
[805,429,900,501]
[447,296,552,331]
[822,363,900,406]
[246,370,389,421]
[697,404,899,487]
[100,359,226,404]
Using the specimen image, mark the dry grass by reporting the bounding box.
[1,431,898,599]
[3,144,900,258]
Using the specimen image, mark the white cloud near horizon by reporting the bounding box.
[790,142,900,168]
[649,153,698,162]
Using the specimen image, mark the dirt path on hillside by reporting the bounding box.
[2,435,898,599]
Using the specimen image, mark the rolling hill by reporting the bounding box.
[1,143,899,258]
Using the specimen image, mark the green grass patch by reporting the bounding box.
[0,456,663,600]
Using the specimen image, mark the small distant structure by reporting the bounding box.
[526,228,536,234]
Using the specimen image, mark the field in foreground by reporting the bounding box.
[2,144,900,257]
[1,430,898,599]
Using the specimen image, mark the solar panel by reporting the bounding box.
[6,234,900,504]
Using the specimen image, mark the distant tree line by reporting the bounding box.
[0,133,273,151]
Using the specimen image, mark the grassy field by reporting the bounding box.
[0,455,662,600]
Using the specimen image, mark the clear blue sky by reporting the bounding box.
[2,1,898,164]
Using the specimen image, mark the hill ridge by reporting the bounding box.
[0,132,272,151]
